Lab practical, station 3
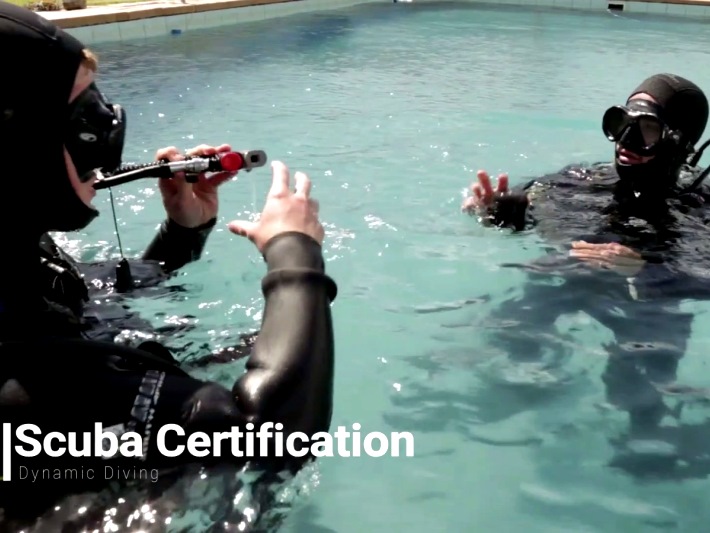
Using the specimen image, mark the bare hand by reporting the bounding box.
[156,143,237,228]
[570,241,645,276]
[228,161,324,252]
[462,169,509,213]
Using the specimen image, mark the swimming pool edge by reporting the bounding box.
[42,0,380,44]
[41,0,710,45]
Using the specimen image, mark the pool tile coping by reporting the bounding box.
[38,0,710,45]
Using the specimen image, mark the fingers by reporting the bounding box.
[571,241,637,257]
[155,146,183,162]
[477,170,494,197]
[570,249,604,260]
[269,161,290,198]
[570,249,641,267]
[461,196,478,212]
[159,143,233,161]
[571,241,601,250]
[227,220,257,240]
[309,198,320,214]
[472,183,483,199]
[185,143,233,158]
[472,170,507,206]
[294,171,312,198]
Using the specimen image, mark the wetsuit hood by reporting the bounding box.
[614,73,709,196]
[0,3,98,233]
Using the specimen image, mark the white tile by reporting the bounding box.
[66,25,93,43]
[572,0,592,10]
[184,11,207,30]
[235,4,266,22]
[216,7,242,24]
[162,14,188,33]
[91,22,121,43]
[588,0,610,11]
[299,0,323,13]
[625,1,647,13]
[645,2,667,15]
[143,16,168,38]
[270,2,300,17]
[665,3,687,17]
[117,19,147,41]
[553,0,574,8]
[202,9,228,28]
[685,5,710,19]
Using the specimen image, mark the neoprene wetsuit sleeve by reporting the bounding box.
[231,231,337,436]
[142,217,217,272]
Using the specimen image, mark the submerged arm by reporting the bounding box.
[142,217,217,273]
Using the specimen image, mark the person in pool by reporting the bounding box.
[461,73,710,466]
[0,2,336,528]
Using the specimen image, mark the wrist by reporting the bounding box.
[165,217,217,234]
[262,232,325,272]
[261,232,337,303]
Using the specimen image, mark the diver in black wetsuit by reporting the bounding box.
[462,74,710,454]
[0,2,336,527]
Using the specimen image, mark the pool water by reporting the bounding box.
[68,2,710,531]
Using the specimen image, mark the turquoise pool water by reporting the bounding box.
[68,3,710,531]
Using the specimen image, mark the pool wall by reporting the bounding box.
[42,0,710,45]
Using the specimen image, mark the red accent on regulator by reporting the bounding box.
[220,152,244,172]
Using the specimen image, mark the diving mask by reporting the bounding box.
[602,99,678,157]
[64,82,126,182]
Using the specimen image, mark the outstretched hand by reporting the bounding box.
[570,241,645,277]
[228,161,324,252]
[157,143,237,228]
[462,170,509,213]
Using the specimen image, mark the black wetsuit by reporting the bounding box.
[486,162,710,436]
[0,218,337,526]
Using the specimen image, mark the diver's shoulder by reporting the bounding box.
[676,164,710,195]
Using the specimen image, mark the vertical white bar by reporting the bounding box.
[2,423,10,481]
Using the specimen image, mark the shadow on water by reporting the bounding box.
[381,310,710,531]
[382,269,710,530]
[379,295,600,449]
[515,395,710,530]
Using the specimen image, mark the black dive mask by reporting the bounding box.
[64,82,126,182]
[602,99,681,157]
